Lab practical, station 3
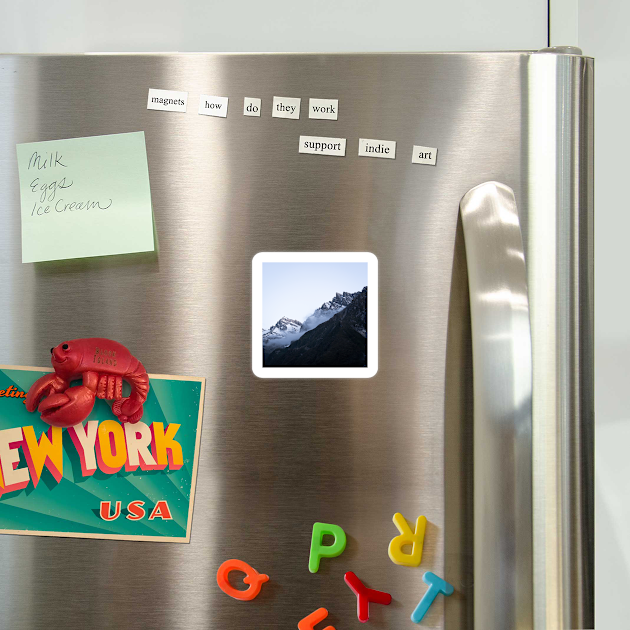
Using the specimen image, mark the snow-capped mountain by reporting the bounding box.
[265,287,368,367]
[262,316,302,348]
[316,290,357,313]
[300,289,362,332]
[262,288,367,358]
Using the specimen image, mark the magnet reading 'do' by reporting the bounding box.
[26,338,149,427]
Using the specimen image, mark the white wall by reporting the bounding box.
[0,0,547,53]
[575,2,629,627]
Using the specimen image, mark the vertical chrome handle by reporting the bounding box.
[460,181,533,629]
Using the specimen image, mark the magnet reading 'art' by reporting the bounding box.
[388,512,427,567]
[308,522,347,573]
[25,338,149,428]
[216,559,269,601]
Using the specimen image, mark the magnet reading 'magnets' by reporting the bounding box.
[25,338,149,428]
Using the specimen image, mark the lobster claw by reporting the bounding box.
[25,373,66,413]
[37,386,96,428]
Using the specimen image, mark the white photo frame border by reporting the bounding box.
[252,252,378,379]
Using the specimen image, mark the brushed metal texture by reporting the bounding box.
[460,182,533,630]
[527,52,595,630]
[0,52,593,629]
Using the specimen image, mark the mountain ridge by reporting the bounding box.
[262,287,366,354]
[300,289,362,332]
[264,286,367,367]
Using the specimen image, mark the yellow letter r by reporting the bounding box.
[388,512,427,567]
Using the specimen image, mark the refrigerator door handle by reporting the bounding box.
[460,181,533,629]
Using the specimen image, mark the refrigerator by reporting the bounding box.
[0,50,593,629]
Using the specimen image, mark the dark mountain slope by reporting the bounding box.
[264,287,367,367]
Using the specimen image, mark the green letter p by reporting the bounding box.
[308,522,347,573]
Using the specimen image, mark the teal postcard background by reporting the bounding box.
[0,367,204,542]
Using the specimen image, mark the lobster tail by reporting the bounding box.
[112,358,150,423]
[126,358,150,403]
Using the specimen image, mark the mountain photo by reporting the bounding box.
[261,262,368,368]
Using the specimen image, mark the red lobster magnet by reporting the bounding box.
[26,338,149,428]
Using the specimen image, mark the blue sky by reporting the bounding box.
[263,262,367,328]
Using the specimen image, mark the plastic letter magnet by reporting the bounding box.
[308,522,347,573]
[216,559,269,601]
[298,607,335,630]
[344,571,392,622]
[410,571,454,623]
[388,512,427,567]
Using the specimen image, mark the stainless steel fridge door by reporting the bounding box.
[0,52,593,629]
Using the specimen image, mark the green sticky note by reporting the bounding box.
[17,131,155,263]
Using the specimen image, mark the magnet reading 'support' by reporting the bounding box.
[25,338,149,428]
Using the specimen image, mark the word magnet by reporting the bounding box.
[411,572,454,624]
[344,571,392,622]
[147,88,187,112]
[298,608,335,630]
[411,144,438,166]
[243,97,261,117]
[272,96,301,119]
[198,95,228,118]
[358,138,396,159]
[308,98,338,120]
[299,136,346,157]
[388,512,427,566]
[308,522,346,573]
[216,559,269,601]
